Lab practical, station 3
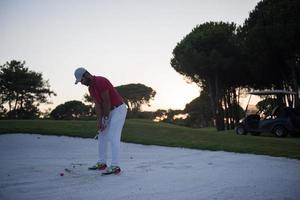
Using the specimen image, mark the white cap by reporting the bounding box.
[74,67,87,84]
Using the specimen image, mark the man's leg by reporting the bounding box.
[107,104,127,166]
[98,128,108,164]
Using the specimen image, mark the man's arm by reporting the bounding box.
[92,90,111,131]
[93,90,111,132]
[94,102,103,130]
[101,90,111,119]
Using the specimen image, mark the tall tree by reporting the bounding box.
[171,22,243,130]
[241,0,300,97]
[116,83,156,112]
[0,60,56,118]
[50,100,89,120]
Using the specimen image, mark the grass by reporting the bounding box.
[1,119,300,160]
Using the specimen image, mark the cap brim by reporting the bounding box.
[75,79,80,84]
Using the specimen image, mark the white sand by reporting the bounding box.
[1,134,300,200]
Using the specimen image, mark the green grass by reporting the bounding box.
[1,119,300,160]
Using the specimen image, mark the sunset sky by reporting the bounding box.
[0,0,260,111]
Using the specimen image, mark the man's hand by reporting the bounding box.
[98,116,109,132]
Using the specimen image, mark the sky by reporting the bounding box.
[0,0,261,112]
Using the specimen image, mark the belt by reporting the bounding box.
[111,102,124,110]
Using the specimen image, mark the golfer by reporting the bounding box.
[74,67,127,174]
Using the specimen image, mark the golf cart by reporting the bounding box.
[235,90,300,137]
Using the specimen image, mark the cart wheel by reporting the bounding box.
[273,125,288,137]
[236,125,247,135]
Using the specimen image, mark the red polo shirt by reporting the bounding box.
[88,76,123,107]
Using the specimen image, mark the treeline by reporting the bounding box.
[0,60,217,128]
[0,62,158,120]
[50,83,157,120]
[171,0,300,130]
[0,60,254,128]
[0,61,56,119]
[0,60,214,128]
[47,91,242,129]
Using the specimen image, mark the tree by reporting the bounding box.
[171,22,243,130]
[256,97,277,117]
[0,60,56,118]
[115,83,156,112]
[154,109,168,121]
[50,100,89,120]
[83,93,95,117]
[184,91,213,128]
[83,83,156,118]
[241,0,300,97]
[153,109,186,126]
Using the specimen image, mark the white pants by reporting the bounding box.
[98,103,127,166]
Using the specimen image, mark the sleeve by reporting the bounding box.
[88,87,99,104]
[95,77,110,94]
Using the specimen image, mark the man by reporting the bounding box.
[74,67,127,175]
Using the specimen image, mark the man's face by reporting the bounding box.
[80,73,91,86]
